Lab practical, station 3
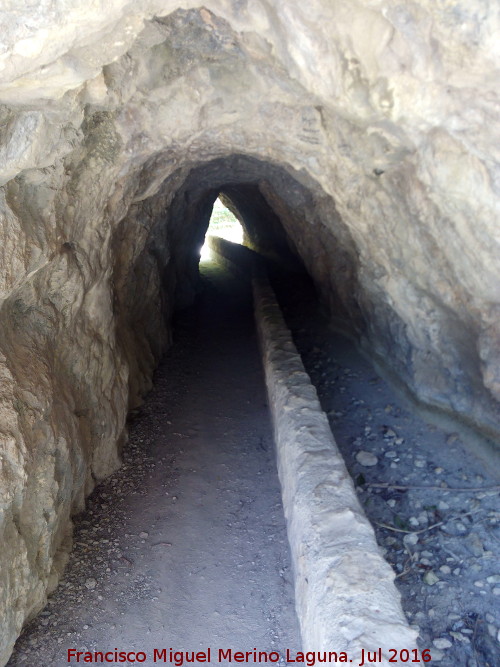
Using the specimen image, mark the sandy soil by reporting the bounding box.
[7,259,500,667]
[7,261,301,666]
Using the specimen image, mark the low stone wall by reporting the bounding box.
[206,235,259,277]
[208,234,418,661]
[253,271,418,663]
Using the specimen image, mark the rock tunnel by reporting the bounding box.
[0,2,499,665]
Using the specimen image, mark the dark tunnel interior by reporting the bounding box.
[2,4,500,665]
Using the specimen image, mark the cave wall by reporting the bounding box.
[0,2,499,663]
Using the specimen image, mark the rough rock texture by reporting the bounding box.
[0,1,499,664]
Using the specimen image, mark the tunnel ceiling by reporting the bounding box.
[0,2,499,664]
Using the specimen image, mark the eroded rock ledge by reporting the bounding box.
[0,2,499,663]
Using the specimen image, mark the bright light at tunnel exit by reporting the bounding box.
[200,197,244,260]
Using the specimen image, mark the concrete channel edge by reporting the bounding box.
[252,272,418,663]
[207,235,418,665]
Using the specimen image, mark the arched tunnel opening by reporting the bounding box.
[1,3,499,667]
[199,198,243,259]
[5,152,500,667]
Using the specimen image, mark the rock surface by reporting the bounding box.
[0,1,499,663]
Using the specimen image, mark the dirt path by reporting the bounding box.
[8,261,301,666]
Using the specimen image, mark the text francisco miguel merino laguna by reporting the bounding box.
[67,647,432,665]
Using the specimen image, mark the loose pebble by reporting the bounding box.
[465,533,485,557]
[356,451,378,466]
[404,533,419,547]
[424,571,440,586]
